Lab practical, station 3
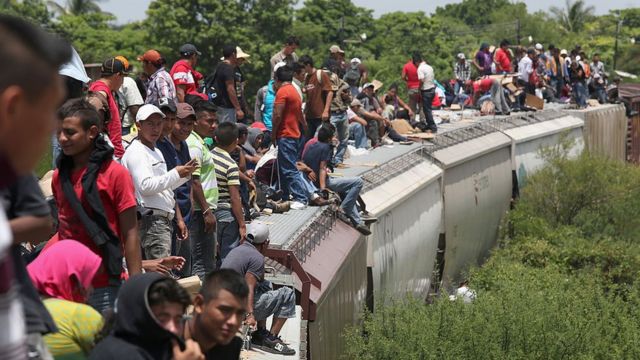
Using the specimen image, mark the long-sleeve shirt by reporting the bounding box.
[454,61,471,81]
[121,139,187,213]
[417,62,435,90]
[518,56,533,83]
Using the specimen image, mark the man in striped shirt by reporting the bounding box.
[212,122,246,263]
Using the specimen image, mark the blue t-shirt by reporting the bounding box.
[302,141,332,186]
[157,137,192,222]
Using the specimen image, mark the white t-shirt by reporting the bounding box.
[417,62,435,91]
[121,139,187,213]
[118,77,144,128]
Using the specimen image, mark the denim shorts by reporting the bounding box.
[253,281,296,321]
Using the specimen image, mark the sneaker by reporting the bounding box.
[360,211,378,224]
[290,201,307,210]
[256,334,296,356]
[355,223,372,236]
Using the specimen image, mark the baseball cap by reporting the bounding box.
[350,98,362,107]
[136,104,165,122]
[351,57,361,64]
[329,45,345,54]
[176,103,196,119]
[535,43,543,51]
[273,61,287,73]
[246,221,269,244]
[560,49,568,56]
[137,49,163,64]
[101,57,129,75]
[362,82,374,90]
[155,98,177,113]
[457,53,465,60]
[179,43,201,56]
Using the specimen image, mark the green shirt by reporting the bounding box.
[186,131,219,210]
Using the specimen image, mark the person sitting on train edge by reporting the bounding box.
[302,123,372,235]
[220,221,296,356]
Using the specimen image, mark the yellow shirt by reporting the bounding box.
[43,298,103,359]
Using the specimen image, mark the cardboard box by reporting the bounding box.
[525,93,544,110]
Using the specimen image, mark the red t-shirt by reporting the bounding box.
[402,61,420,90]
[494,48,512,73]
[274,83,302,139]
[170,59,204,97]
[473,78,493,93]
[49,160,136,288]
[88,81,124,158]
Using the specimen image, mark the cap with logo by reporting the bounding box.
[176,103,196,119]
[154,98,177,113]
[246,221,269,244]
[350,57,361,64]
[101,57,129,76]
[179,43,202,56]
[137,49,163,64]
[136,104,165,122]
[329,45,345,54]
[457,53,466,60]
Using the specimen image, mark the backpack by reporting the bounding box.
[201,67,219,103]
[343,64,361,87]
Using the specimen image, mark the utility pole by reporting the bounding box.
[516,18,521,45]
[613,15,623,71]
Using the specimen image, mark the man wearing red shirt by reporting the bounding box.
[51,99,142,313]
[271,65,308,210]
[472,77,510,115]
[88,57,128,158]
[170,43,205,102]
[494,40,513,74]
[402,52,422,120]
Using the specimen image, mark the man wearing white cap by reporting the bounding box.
[121,104,197,260]
[343,57,368,97]
[453,53,470,95]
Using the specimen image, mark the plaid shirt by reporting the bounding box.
[145,67,177,105]
[454,61,471,81]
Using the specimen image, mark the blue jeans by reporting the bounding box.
[327,176,363,225]
[594,84,607,104]
[215,208,240,265]
[573,81,587,108]
[420,88,437,132]
[330,112,349,164]
[88,285,120,315]
[349,122,368,149]
[277,137,307,203]
[190,210,217,280]
[299,172,319,199]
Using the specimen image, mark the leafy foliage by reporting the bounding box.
[345,150,640,359]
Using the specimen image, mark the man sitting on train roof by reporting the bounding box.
[220,222,297,356]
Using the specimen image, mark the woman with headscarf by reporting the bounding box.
[28,240,103,359]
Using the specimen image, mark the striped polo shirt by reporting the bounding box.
[211,147,240,209]
[186,132,219,210]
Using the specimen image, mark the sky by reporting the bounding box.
[102,0,636,24]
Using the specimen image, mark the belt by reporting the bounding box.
[144,208,174,221]
[330,110,346,115]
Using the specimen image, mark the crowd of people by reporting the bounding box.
[0,11,624,360]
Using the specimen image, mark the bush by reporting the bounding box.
[345,264,640,360]
[344,152,640,359]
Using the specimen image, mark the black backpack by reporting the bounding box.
[201,67,219,103]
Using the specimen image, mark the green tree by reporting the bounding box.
[47,0,106,16]
[550,0,595,33]
[433,0,511,27]
[0,0,53,26]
